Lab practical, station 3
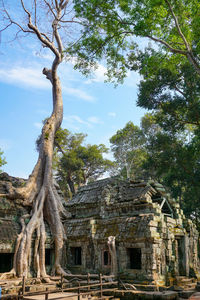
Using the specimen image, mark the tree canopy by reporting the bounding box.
[54,128,114,198]
[110,121,146,179]
[69,0,200,228]
[109,113,200,229]
[71,0,200,82]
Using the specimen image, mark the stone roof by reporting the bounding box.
[66,177,165,207]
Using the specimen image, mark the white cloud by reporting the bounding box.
[103,151,114,161]
[63,115,104,130]
[93,64,107,83]
[87,116,103,124]
[0,63,95,102]
[34,122,43,129]
[62,86,95,102]
[0,66,50,89]
[14,172,29,180]
[64,115,91,128]
[108,112,116,117]
[33,51,54,61]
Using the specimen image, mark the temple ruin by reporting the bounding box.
[64,177,200,285]
[0,173,199,286]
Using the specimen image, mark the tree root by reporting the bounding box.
[1,172,69,280]
[0,269,16,280]
[12,177,69,279]
[0,18,69,278]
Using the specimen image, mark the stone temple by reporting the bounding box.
[64,177,199,285]
[0,173,199,286]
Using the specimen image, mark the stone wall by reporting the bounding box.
[0,173,54,274]
[64,177,200,285]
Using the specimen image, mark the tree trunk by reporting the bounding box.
[67,174,75,196]
[0,62,69,280]
[0,0,75,282]
[107,236,118,276]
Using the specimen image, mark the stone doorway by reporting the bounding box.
[177,237,186,276]
[70,247,82,265]
[127,248,142,270]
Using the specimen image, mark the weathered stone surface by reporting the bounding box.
[0,174,199,286]
[64,177,200,285]
[0,173,54,274]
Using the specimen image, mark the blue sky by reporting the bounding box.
[0,24,147,179]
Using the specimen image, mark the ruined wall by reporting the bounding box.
[0,174,199,283]
[0,173,54,274]
[64,178,200,285]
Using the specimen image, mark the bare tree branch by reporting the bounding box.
[54,0,59,11]
[60,0,69,10]
[44,0,57,19]
[164,0,190,51]
[20,0,60,58]
[34,0,37,27]
[0,22,12,33]
[164,0,200,74]
[146,35,187,55]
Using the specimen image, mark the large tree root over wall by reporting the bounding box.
[0,0,75,280]
[0,68,69,280]
[108,236,118,276]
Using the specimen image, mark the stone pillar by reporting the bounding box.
[184,235,189,277]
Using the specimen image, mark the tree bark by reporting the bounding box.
[107,236,118,276]
[67,174,76,196]
[0,63,68,280]
[17,65,67,278]
[0,0,73,280]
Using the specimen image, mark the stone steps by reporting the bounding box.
[2,281,57,296]
[178,289,196,299]
[175,277,197,290]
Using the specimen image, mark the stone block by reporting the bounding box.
[149,221,158,227]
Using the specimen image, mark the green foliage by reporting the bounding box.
[0,149,6,173]
[70,0,200,82]
[110,114,200,228]
[69,0,200,226]
[132,46,200,227]
[54,128,114,198]
[143,124,200,228]
[110,121,147,179]
[136,49,200,131]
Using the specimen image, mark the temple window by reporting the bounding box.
[71,247,82,265]
[102,250,111,266]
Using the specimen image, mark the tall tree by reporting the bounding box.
[109,114,200,227]
[0,0,82,279]
[142,121,200,228]
[54,128,113,197]
[71,0,200,225]
[136,49,200,130]
[110,121,146,179]
[136,53,200,227]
